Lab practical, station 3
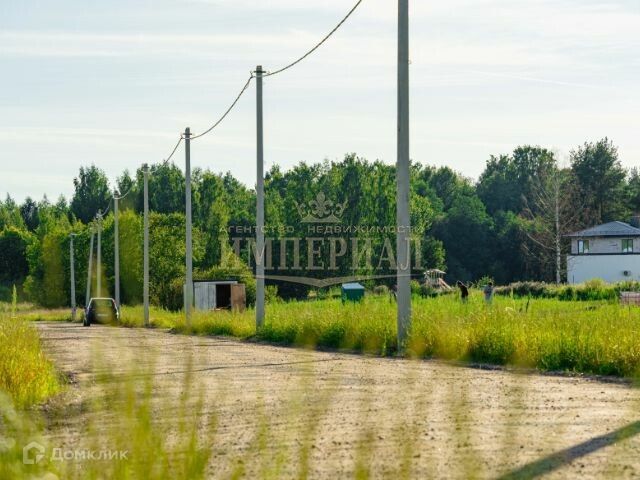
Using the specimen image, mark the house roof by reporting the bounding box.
[566,221,640,238]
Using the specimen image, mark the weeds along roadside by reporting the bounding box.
[11,291,640,378]
[0,312,60,408]
[0,331,214,479]
[130,294,640,379]
[0,307,61,479]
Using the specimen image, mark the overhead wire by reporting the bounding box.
[264,0,363,77]
[155,0,363,150]
[190,74,255,140]
[163,135,184,163]
[91,199,111,224]
[114,186,133,200]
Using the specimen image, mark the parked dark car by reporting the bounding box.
[84,298,119,326]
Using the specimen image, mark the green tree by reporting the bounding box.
[195,172,231,268]
[20,197,39,231]
[135,163,185,214]
[421,165,472,211]
[627,168,640,216]
[118,210,143,304]
[25,226,68,307]
[0,227,34,299]
[116,169,137,212]
[0,195,25,230]
[570,138,628,224]
[521,169,581,283]
[492,211,527,284]
[432,194,495,282]
[149,212,204,308]
[477,146,556,215]
[70,165,111,223]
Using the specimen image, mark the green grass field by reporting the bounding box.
[24,292,640,378]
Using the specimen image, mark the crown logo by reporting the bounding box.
[295,192,347,224]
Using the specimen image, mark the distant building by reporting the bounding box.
[566,221,640,284]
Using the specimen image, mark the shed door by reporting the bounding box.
[208,283,216,310]
[231,284,246,312]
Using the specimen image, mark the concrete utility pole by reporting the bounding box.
[85,226,95,307]
[143,164,150,327]
[396,0,411,349]
[114,192,121,310]
[69,234,77,321]
[255,65,265,328]
[96,210,102,297]
[184,127,193,327]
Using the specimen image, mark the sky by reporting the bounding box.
[1,0,639,203]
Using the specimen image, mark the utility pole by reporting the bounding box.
[85,226,95,312]
[143,164,150,327]
[96,210,102,297]
[114,192,121,310]
[184,127,193,327]
[255,65,265,328]
[69,234,77,321]
[396,0,411,350]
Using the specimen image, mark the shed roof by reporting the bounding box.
[566,221,640,238]
[342,282,365,290]
[193,280,238,284]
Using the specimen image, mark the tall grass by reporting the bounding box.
[494,279,640,301]
[0,350,212,479]
[115,294,640,378]
[0,313,60,408]
[13,291,640,378]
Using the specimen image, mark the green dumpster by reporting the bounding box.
[341,283,365,303]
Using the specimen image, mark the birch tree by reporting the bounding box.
[522,169,581,284]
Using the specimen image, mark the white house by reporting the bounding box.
[566,221,640,284]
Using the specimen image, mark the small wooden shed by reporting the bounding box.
[193,281,246,311]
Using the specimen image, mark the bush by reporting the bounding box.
[372,285,389,296]
[494,281,551,298]
[266,285,281,304]
[419,284,439,298]
[494,280,640,302]
[473,275,494,289]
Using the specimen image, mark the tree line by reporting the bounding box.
[1,137,638,307]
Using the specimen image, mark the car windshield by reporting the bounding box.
[92,300,114,309]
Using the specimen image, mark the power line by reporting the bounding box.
[164,135,184,162]
[190,74,254,140]
[92,199,111,222]
[115,181,136,200]
[157,0,363,149]
[114,187,133,200]
[265,0,363,77]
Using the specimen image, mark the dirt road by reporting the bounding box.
[36,322,640,479]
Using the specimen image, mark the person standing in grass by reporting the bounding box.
[484,282,494,305]
[456,281,469,303]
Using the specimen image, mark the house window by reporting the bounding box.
[578,240,590,254]
[622,239,634,253]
